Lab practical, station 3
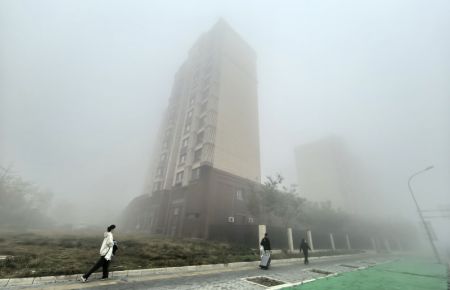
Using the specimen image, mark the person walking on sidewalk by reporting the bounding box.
[80,225,116,282]
[260,233,272,269]
[300,238,311,264]
[260,232,272,252]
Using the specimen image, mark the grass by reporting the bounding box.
[0,230,258,278]
[0,231,362,278]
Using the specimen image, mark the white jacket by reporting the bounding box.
[100,232,114,261]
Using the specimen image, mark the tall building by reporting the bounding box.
[123,20,261,240]
[147,19,260,194]
[295,136,371,213]
[295,137,348,209]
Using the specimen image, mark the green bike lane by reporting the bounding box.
[284,258,448,290]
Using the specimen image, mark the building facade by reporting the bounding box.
[295,136,376,214]
[124,20,262,240]
[147,20,260,195]
[124,165,260,240]
[295,137,349,209]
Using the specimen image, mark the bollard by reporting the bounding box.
[371,237,378,252]
[384,239,392,252]
[307,230,314,250]
[258,225,266,248]
[329,233,336,251]
[287,228,294,253]
[346,234,352,250]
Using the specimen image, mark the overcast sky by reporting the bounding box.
[1,0,449,237]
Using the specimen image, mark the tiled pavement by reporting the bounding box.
[2,253,393,290]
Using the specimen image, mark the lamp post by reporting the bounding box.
[408,166,441,263]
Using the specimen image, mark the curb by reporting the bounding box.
[0,252,368,288]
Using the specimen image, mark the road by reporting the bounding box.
[11,253,392,290]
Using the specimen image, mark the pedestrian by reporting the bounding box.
[260,232,271,251]
[260,233,272,269]
[299,238,311,264]
[80,224,116,282]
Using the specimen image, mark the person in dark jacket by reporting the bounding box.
[260,233,272,269]
[300,238,311,264]
[260,233,271,251]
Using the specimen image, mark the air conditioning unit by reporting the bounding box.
[227,216,235,223]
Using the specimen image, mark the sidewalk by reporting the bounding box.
[282,258,449,290]
[0,253,369,288]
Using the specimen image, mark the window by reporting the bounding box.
[185,123,191,133]
[205,63,213,74]
[162,140,169,149]
[190,97,195,106]
[198,116,206,128]
[175,171,184,184]
[193,71,200,82]
[196,131,204,145]
[202,88,209,100]
[174,208,180,216]
[204,73,212,83]
[169,109,176,121]
[248,217,254,223]
[185,112,192,128]
[200,101,207,113]
[156,167,163,177]
[186,212,200,219]
[236,189,244,201]
[191,167,200,180]
[179,153,186,164]
[194,148,202,162]
[153,182,162,191]
[160,153,167,161]
[182,137,189,148]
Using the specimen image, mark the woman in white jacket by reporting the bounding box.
[81,225,116,282]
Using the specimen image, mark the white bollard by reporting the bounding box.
[287,228,294,253]
[329,233,336,251]
[346,234,352,250]
[384,239,392,252]
[371,237,377,251]
[307,230,314,250]
[258,225,266,247]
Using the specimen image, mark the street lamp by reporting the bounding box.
[408,165,441,263]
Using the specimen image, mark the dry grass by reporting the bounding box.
[0,230,257,278]
[0,231,362,278]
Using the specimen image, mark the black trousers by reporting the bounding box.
[303,251,309,264]
[83,256,110,279]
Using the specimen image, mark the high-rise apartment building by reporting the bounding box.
[295,136,375,214]
[148,20,260,194]
[122,20,261,238]
[295,137,350,209]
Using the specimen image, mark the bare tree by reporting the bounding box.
[0,166,53,229]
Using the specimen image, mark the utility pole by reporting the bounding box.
[408,166,441,263]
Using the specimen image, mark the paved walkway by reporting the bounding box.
[284,258,448,290]
[1,253,393,289]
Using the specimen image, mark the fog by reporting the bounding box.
[1,0,449,251]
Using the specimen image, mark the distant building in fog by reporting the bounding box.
[124,20,261,240]
[295,137,368,212]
